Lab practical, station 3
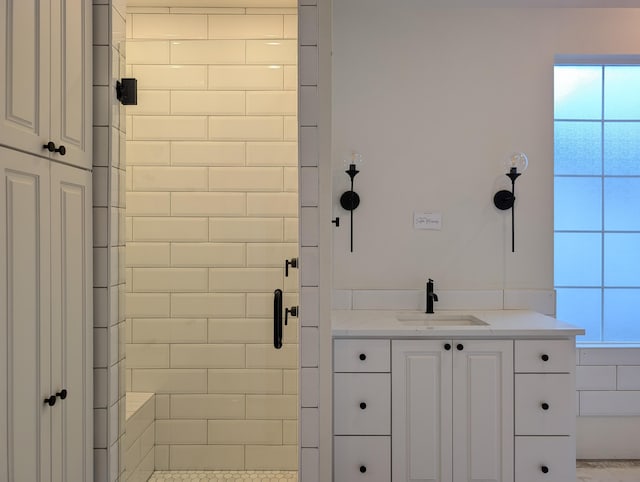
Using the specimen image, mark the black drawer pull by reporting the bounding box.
[44,395,57,406]
[359,402,367,410]
[57,389,68,400]
[456,343,464,351]
[359,465,367,473]
[359,353,366,361]
[444,343,451,351]
[541,465,549,474]
[541,354,549,362]
[541,402,549,410]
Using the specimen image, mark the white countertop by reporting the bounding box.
[332,309,585,338]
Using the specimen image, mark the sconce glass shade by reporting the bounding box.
[503,152,528,174]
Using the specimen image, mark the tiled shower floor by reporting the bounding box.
[149,471,297,482]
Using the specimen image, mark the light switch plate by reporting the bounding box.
[414,212,442,230]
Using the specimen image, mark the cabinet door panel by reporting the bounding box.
[50,0,91,169]
[0,149,51,482]
[0,0,50,156]
[453,340,513,482]
[50,162,92,482]
[392,340,452,482]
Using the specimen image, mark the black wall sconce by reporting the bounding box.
[339,153,362,252]
[493,152,528,252]
[116,78,138,105]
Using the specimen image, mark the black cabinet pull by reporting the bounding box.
[359,466,367,473]
[456,343,464,351]
[273,289,283,349]
[42,141,66,155]
[541,354,549,362]
[57,389,68,400]
[44,395,57,406]
[444,343,451,351]
[541,402,549,410]
[359,402,367,410]
[285,257,298,277]
[359,353,366,361]
[541,465,549,474]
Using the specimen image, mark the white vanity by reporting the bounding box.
[332,310,584,482]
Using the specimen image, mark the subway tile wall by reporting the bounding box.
[577,348,640,416]
[94,1,128,481]
[125,7,299,471]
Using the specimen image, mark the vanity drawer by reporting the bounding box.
[334,373,390,435]
[334,436,390,482]
[334,339,390,372]
[515,340,574,373]
[515,436,575,482]
[515,374,573,435]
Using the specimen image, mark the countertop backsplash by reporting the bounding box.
[333,289,556,316]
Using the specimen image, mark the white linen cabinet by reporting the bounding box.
[0,147,93,482]
[392,339,514,482]
[0,0,92,169]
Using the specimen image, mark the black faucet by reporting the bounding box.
[426,278,438,314]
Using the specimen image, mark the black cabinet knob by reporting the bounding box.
[541,402,549,410]
[359,353,366,361]
[541,354,549,362]
[456,344,464,351]
[359,402,367,410]
[44,395,57,406]
[42,141,66,155]
[444,343,451,351]
[57,389,68,400]
[541,465,549,474]
[359,465,367,473]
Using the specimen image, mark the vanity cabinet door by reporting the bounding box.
[392,339,513,482]
[452,340,514,482]
[392,340,453,482]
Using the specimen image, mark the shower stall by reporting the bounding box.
[123,4,299,479]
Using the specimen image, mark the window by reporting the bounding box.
[554,64,640,343]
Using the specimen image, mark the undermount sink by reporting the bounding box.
[395,312,488,326]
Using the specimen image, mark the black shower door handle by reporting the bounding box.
[274,289,283,349]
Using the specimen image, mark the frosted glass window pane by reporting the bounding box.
[554,177,601,231]
[556,288,601,342]
[603,289,640,341]
[604,234,640,286]
[604,66,640,120]
[604,178,640,231]
[554,233,601,286]
[554,66,602,120]
[554,121,602,175]
[603,122,640,175]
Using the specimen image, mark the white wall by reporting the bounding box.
[332,5,640,292]
[330,3,640,460]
